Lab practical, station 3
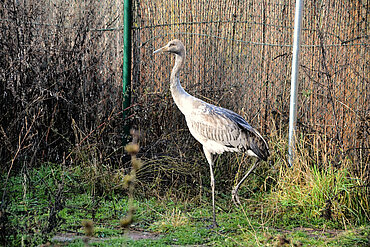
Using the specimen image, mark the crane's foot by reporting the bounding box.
[231,188,241,207]
[207,221,219,229]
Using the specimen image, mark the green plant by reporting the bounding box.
[264,133,369,228]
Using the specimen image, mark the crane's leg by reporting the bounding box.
[203,147,218,228]
[232,159,260,207]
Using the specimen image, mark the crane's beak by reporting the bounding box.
[153,45,168,54]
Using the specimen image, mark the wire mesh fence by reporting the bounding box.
[132,0,369,172]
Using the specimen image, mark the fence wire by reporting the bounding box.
[131,0,369,168]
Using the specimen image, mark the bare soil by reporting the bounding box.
[51,229,160,244]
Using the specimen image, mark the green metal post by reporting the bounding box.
[122,0,132,143]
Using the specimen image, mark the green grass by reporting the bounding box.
[1,164,369,246]
[265,161,369,229]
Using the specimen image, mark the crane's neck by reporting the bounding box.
[170,53,185,87]
[170,53,193,115]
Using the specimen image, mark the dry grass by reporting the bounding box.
[151,207,190,232]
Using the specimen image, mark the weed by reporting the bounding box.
[151,207,189,233]
[120,129,143,230]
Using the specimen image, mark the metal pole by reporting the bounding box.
[122,0,132,143]
[288,0,304,166]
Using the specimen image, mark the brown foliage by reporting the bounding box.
[0,0,126,172]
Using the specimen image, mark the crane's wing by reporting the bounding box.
[186,102,269,160]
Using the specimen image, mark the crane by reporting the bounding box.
[153,39,270,227]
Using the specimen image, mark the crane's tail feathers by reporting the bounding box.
[240,125,270,161]
[249,136,270,161]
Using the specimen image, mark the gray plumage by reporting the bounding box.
[154,39,270,227]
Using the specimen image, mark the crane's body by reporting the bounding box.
[154,39,270,227]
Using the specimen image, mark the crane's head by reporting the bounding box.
[153,39,185,56]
